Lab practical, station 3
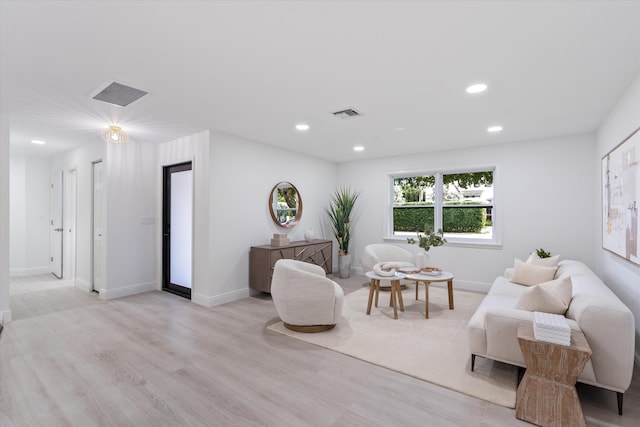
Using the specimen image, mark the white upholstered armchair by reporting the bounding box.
[271,259,344,333]
[361,244,417,274]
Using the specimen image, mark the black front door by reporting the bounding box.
[162,162,193,299]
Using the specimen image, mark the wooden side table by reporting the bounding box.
[516,323,592,427]
[404,272,454,319]
[365,271,405,319]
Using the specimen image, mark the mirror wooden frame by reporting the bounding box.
[269,182,303,228]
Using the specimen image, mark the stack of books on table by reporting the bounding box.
[533,311,571,346]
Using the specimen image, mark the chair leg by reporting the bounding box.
[471,354,476,372]
[617,392,623,415]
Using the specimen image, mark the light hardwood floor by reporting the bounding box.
[1,274,638,426]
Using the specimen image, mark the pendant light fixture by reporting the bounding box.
[101,125,129,144]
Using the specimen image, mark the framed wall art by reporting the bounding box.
[602,126,640,266]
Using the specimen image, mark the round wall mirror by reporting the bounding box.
[269,182,302,228]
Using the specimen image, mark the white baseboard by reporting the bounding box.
[192,288,250,308]
[98,281,156,300]
[75,278,92,292]
[9,266,50,277]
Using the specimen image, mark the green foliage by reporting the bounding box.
[325,187,360,255]
[393,206,486,233]
[394,171,493,194]
[402,185,422,202]
[443,171,493,188]
[407,229,447,252]
[395,175,435,188]
[279,187,298,208]
[536,248,552,258]
[393,206,435,232]
[443,207,486,233]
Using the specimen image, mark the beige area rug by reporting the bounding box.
[268,285,518,408]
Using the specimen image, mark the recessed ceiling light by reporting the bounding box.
[353,146,364,152]
[31,140,46,145]
[295,123,309,131]
[395,127,405,131]
[466,83,488,94]
[487,125,503,133]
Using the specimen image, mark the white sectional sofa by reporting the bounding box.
[468,259,635,414]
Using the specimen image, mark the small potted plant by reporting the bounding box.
[407,228,447,267]
[326,187,360,278]
[535,248,551,258]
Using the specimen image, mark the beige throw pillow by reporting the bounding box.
[511,259,558,286]
[516,276,573,315]
[526,252,560,267]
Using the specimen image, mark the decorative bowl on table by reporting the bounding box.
[418,267,442,276]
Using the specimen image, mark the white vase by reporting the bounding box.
[338,254,351,278]
[304,228,315,242]
[415,250,430,268]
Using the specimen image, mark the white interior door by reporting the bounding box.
[50,170,63,278]
[64,168,77,282]
[93,161,104,292]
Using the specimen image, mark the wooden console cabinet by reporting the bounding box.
[250,239,333,293]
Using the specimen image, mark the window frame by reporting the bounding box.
[385,165,502,248]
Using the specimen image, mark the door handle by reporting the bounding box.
[54,228,63,232]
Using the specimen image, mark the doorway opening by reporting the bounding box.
[162,162,193,299]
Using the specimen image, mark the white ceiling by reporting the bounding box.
[1,0,639,162]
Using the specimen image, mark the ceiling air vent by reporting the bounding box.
[332,108,363,119]
[91,80,148,107]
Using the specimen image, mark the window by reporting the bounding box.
[391,168,497,245]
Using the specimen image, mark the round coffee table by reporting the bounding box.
[404,271,454,319]
[365,271,406,319]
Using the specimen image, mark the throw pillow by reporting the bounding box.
[526,252,560,267]
[515,276,573,314]
[511,259,558,286]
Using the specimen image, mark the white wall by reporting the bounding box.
[9,156,51,276]
[0,114,11,323]
[51,140,104,290]
[9,157,25,273]
[207,131,338,306]
[102,140,157,299]
[157,130,210,304]
[338,133,597,290]
[595,71,640,358]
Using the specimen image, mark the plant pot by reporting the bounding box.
[338,254,351,279]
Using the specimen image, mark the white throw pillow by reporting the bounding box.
[511,259,558,286]
[516,276,573,315]
[526,252,560,267]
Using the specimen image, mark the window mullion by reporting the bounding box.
[434,173,443,232]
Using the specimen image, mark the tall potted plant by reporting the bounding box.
[326,187,360,278]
